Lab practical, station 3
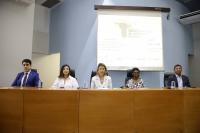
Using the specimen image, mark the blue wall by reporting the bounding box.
[50,0,193,88]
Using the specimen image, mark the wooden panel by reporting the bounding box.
[184,90,200,133]
[1,87,200,133]
[0,89,23,133]
[23,90,78,133]
[133,90,183,133]
[79,90,133,133]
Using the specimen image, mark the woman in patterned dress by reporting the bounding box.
[126,67,144,89]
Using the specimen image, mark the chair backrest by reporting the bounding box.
[90,70,109,85]
[70,69,75,78]
[91,71,96,78]
[125,69,132,86]
[90,71,97,84]
[31,69,37,72]
[163,72,174,87]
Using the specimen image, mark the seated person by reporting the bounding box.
[52,64,79,89]
[167,64,190,88]
[91,63,112,89]
[12,59,40,87]
[126,67,144,89]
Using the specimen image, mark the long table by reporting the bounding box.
[0,87,200,133]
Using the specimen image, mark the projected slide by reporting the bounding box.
[97,10,163,71]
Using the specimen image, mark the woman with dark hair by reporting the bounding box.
[52,64,79,89]
[126,67,144,89]
[90,63,112,89]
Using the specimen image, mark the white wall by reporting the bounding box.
[32,4,60,88]
[32,53,60,87]
[0,0,35,86]
[189,23,200,87]
[32,4,49,54]
[50,0,193,87]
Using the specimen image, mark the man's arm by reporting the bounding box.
[11,73,20,86]
[185,76,191,87]
[34,73,40,87]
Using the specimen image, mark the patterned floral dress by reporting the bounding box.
[126,78,144,88]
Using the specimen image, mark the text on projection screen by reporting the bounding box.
[97,10,163,70]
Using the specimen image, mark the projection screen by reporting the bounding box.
[97,10,163,71]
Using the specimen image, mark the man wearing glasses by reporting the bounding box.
[11,59,40,87]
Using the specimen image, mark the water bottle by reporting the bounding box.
[83,81,87,89]
[38,80,43,88]
[170,81,176,89]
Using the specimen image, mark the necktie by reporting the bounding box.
[22,73,28,87]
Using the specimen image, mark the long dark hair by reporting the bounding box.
[58,64,71,78]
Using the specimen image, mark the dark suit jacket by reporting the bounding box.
[167,74,190,88]
[11,70,39,87]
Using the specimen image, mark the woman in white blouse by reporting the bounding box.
[91,63,112,89]
[52,64,79,89]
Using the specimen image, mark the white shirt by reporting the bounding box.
[175,74,183,88]
[52,76,79,89]
[20,70,31,87]
[90,75,112,89]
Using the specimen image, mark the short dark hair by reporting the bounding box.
[59,64,71,78]
[22,59,32,65]
[131,67,140,74]
[174,64,182,70]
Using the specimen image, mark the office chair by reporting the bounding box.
[70,69,75,78]
[90,70,109,86]
[91,70,96,78]
[163,72,174,87]
[31,69,43,87]
[125,69,132,86]
[31,69,37,72]
[90,71,97,85]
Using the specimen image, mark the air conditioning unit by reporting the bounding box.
[15,0,34,5]
[41,0,64,8]
[179,10,200,24]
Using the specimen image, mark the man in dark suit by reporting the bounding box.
[12,59,40,87]
[167,64,190,88]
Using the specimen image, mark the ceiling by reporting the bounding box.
[35,0,63,8]
[35,0,45,4]
[176,0,200,12]
[35,0,200,11]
